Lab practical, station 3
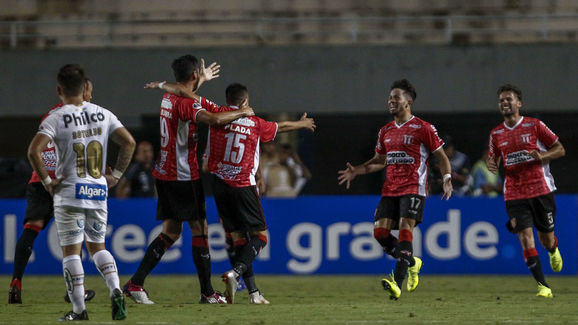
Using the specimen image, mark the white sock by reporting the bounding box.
[63,255,85,314]
[92,249,120,296]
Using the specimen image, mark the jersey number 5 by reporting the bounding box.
[224,133,246,164]
[73,141,103,178]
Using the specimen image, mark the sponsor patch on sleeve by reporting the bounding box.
[75,183,107,201]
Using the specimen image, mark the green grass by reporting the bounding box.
[2,275,578,324]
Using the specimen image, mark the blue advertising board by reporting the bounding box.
[0,196,576,275]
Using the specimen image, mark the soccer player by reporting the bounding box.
[486,84,565,298]
[338,79,452,300]
[27,64,134,320]
[147,81,315,304]
[122,55,254,305]
[9,79,96,305]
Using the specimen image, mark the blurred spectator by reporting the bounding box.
[471,148,502,197]
[116,141,155,198]
[262,143,311,197]
[430,135,472,196]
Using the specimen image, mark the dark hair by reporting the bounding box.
[225,83,249,106]
[171,55,199,82]
[57,64,86,97]
[497,84,522,101]
[390,79,417,101]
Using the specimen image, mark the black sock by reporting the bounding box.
[394,241,413,286]
[12,228,40,281]
[243,265,258,294]
[192,235,214,296]
[225,234,237,267]
[236,236,267,269]
[526,255,548,287]
[131,233,174,286]
[378,235,399,258]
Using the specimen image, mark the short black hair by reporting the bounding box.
[390,79,417,101]
[497,84,522,101]
[226,83,249,106]
[171,55,200,82]
[57,64,86,97]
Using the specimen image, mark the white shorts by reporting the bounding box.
[54,206,108,246]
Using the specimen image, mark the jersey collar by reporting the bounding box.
[394,115,415,128]
[503,116,524,131]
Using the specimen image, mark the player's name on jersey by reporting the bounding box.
[224,123,252,135]
[63,111,106,128]
[72,127,103,140]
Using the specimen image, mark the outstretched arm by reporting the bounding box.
[337,154,386,190]
[277,113,316,133]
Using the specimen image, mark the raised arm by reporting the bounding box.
[107,127,136,187]
[432,148,453,200]
[277,113,316,133]
[27,134,56,194]
[337,153,386,190]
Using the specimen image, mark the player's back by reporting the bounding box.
[153,93,204,181]
[207,112,277,187]
[38,101,124,209]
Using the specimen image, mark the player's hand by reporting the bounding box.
[485,157,499,174]
[337,162,357,189]
[43,178,61,196]
[144,81,166,89]
[239,101,255,117]
[104,166,119,188]
[256,177,266,195]
[528,150,543,162]
[300,113,316,132]
[198,58,221,82]
[441,178,453,200]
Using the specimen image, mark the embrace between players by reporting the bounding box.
[14,54,565,320]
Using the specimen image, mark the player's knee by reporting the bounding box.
[162,232,181,242]
[373,228,390,242]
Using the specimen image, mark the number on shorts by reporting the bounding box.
[409,196,422,210]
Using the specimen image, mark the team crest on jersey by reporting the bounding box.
[505,150,534,166]
[75,183,107,201]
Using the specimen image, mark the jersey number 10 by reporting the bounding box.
[73,141,103,178]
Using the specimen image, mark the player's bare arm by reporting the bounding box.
[144,58,220,99]
[528,140,565,163]
[338,154,386,189]
[197,104,255,126]
[108,127,136,188]
[432,148,453,200]
[277,113,316,133]
[27,133,60,195]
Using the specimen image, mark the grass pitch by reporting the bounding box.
[2,275,578,324]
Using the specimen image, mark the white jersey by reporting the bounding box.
[38,101,123,209]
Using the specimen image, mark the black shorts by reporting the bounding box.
[374,195,425,230]
[24,182,54,228]
[156,179,206,222]
[213,177,266,233]
[506,193,556,233]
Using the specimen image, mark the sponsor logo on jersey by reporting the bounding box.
[408,124,422,129]
[499,142,509,147]
[386,151,415,164]
[161,98,173,109]
[492,129,505,135]
[75,183,107,201]
[63,111,105,128]
[505,150,534,166]
[232,117,256,127]
[522,123,534,127]
[216,162,242,179]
